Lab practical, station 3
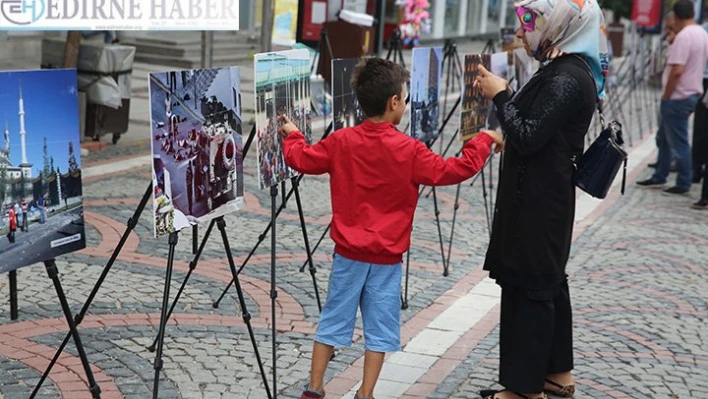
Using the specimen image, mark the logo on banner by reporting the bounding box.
[0,0,239,30]
[1,0,45,25]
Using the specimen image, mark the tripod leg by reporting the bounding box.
[488,153,495,214]
[153,232,179,399]
[401,249,411,309]
[192,225,198,254]
[44,260,101,399]
[282,181,287,208]
[444,182,463,276]
[430,187,447,269]
[480,164,491,235]
[269,185,279,398]
[299,223,331,273]
[216,218,273,399]
[30,183,152,399]
[9,270,17,320]
[148,219,216,352]
[292,178,323,312]
[213,176,302,308]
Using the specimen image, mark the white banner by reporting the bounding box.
[0,0,239,30]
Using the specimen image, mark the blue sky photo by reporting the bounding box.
[0,69,81,175]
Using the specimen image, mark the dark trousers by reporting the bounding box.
[499,280,573,393]
[693,79,708,179]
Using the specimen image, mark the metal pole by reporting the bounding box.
[249,0,258,40]
[375,0,386,56]
[261,0,274,52]
[201,31,208,68]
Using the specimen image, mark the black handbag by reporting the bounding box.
[570,55,628,199]
[572,118,628,199]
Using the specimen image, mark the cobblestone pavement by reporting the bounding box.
[2,48,707,399]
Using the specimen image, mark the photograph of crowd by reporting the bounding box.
[149,67,245,237]
[487,52,510,131]
[255,49,313,190]
[332,58,366,131]
[410,47,442,143]
[460,54,491,141]
[0,69,85,273]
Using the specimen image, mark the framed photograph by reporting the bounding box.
[149,67,245,237]
[332,58,366,130]
[410,47,443,144]
[255,49,313,190]
[460,54,491,141]
[0,69,85,273]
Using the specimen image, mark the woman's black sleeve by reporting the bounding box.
[493,72,583,157]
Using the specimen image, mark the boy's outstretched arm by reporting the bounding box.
[281,115,332,175]
[411,131,503,186]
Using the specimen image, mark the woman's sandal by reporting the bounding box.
[481,389,548,399]
[544,379,575,398]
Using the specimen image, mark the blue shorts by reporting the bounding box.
[315,253,402,353]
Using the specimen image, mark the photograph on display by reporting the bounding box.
[410,47,443,143]
[149,67,245,237]
[0,69,85,273]
[460,54,491,141]
[487,52,510,131]
[332,58,366,131]
[255,49,313,190]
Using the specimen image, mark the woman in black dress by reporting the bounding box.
[474,0,610,398]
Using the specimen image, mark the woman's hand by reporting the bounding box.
[279,114,298,139]
[475,65,509,101]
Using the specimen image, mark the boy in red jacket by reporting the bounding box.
[282,57,503,399]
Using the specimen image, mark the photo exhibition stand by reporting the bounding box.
[31,127,276,399]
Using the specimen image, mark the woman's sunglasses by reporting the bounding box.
[516,7,537,32]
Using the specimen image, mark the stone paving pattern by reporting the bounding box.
[1,41,707,399]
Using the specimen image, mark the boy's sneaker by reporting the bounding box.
[301,385,325,399]
[636,178,666,188]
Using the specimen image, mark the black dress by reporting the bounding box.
[482,54,597,394]
[484,54,597,291]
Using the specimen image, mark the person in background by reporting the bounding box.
[7,206,17,244]
[37,194,46,224]
[638,1,708,194]
[80,31,119,44]
[20,199,28,232]
[691,16,708,209]
[14,202,21,233]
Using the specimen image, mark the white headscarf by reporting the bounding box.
[515,0,610,98]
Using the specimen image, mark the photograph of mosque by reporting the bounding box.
[255,49,312,190]
[332,58,366,131]
[460,54,491,141]
[0,69,85,273]
[410,47,442,144]
[149,67,245,237]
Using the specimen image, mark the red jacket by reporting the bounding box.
[283,120,493,265]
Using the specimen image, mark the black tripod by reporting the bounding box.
[30,126,276,399]
[386,29,406,68]
[38,259,102,398]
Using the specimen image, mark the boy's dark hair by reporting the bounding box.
[350,57,409,117]
[673,0,695,20]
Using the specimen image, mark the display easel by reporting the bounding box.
[30,126,273,399]
[386,29,406,68]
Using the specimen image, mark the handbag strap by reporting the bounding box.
[571,55,606,129]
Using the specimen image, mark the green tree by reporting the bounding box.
[50,156,55,175]
[68,142,79,173]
